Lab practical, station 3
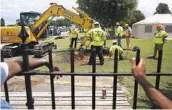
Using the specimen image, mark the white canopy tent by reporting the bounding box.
[132,14,172,39]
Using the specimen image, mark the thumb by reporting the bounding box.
[131,57,136,69]
[138,58,145,67]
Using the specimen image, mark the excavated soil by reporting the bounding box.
[59,51,110,65]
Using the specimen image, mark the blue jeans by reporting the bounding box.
[0,100,13,109]
[117,36,122,47]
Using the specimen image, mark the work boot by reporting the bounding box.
[119,56,123,60]
[100,61,104,65]
[69,44,71,47]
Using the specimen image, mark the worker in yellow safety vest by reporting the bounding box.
[149,24,168,58]
[124,24,132,50]
[115,22,123,47]
[87,22,106,65]
[109,40,123,60]
[69,25,79,48]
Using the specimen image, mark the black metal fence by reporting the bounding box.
[2,48,172,109]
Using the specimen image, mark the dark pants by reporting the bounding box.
[117,36,122,47]
[153,44,164,57]
[89,46,104,64]
[70,38,77,48]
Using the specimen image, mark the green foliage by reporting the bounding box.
[0,18,5,26]
[50,19,72,26]
[123,10,145,25]
[154,3,172,14]
[77,0,138,27]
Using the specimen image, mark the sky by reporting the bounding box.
[0,0,172,24]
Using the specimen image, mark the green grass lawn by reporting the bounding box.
[48,36,172,108]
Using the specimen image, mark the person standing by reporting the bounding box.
[87,22,106,65]
[115,22,123,47]
[149,24,168,58]
[124,24,132,50]
[69,25,79,48]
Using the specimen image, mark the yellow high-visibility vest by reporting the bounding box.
[115,26,123,37]
[154,30,168,44]
[87,28,106,46]
[70,28,79,38]
[109,45,123,56]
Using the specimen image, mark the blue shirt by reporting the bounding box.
[0,62,13,109]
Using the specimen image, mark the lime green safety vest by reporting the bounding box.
[70,29,79,38]
[154,30,168,44]
[87,28,106,46]
[109,45,123,56]
[115,26,123,37]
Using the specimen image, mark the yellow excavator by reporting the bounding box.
[0,3,94,57]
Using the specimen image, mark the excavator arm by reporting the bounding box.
[36,17,54,39]
[36,21,49,39]
[33,4,94,30]
[32,3,94,45]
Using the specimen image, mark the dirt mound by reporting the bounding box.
[60,51,110,65]
[60,51,71,63]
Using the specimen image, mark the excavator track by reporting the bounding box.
[1,44,21,58]
[33,42,57,58]
[1,42,56,58]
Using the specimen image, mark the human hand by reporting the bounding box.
[131,58,146,82]
[52,66,62,79]
[45,62,62,79]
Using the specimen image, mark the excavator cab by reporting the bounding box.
[20,11,48,38]
[20,11,41,26]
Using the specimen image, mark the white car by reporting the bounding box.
[60,31,69,37]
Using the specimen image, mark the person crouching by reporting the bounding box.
[109,40,123,60]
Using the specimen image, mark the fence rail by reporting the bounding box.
[2,47,172,109]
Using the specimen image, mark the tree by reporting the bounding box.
[123,10,145,25]
[77,0,138,27]
[154,3,172,14]
[0,18,5,26]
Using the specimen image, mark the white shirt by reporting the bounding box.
[0,62,13,109]
[0,62,9,85]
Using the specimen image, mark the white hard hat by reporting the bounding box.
[94,22,100,25]
[112,40,117,43]
[71,25,75,30]
[72,25,75,28]
[116,22,120,26]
